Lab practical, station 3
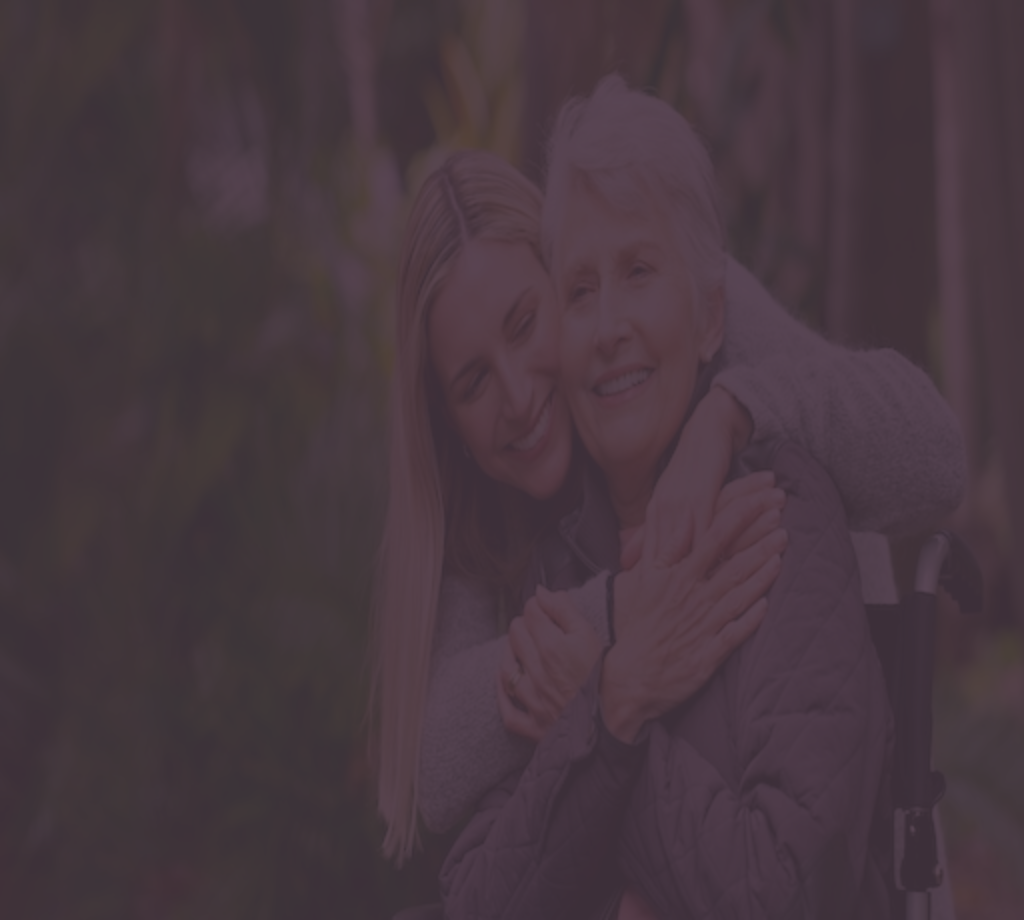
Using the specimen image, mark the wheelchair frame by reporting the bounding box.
[867,531,982,920]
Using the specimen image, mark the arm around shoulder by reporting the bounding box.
[716,259,966,533]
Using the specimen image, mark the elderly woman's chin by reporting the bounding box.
[581,391,686,473]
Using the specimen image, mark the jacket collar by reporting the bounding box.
[556,461,620,576]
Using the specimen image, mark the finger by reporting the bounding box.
[523,599,566,660]
[685,595,769,691]
[714,470,776,515]
[651,498,681,562]
[715,480,783,525]
[725,507,783,557]
[724,527,788,582]
[703,528,787,609]
[705,551,782,635]
[712,596,768,660]
[507,614,565,717]
[508,617,544,685]
[505,670,554,727]
[686,487,784,581]
[519,603,576,714]
[653,507,693,568]
[688,490,716,550]
[498,638,522,690]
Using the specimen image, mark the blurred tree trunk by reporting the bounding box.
[930,0,977,471]
[857,0,936,367]
[820,0,937,367]
[338,0,376,153]
[939,0,1024,626]
[824,0,865,345]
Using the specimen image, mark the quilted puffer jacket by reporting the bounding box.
[438,439,893,920]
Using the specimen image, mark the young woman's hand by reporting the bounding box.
[620,385,753,571]
[496,587,604,742]
[602,473,786,743]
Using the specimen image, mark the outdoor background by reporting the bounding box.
[0,1,1022,918]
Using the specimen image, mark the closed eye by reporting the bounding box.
[568,284,593,305]
[513,311,536,341]
[460,367,488,403]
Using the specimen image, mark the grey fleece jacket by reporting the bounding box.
[418,255,965,836]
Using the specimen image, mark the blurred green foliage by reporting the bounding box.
[0,0,435,916]
[935,632,1024,914]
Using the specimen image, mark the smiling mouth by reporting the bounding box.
[509,392,554,453]
[593,368,652,398]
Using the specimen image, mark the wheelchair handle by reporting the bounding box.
[914,531,983,613]
[914,532,951,595]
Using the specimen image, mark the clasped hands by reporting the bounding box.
[497,471,786,742]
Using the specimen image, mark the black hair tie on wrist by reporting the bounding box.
[606,571,617,646]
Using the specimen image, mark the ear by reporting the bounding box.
[698,285,725,363]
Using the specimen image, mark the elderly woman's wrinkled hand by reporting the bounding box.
[601,475,787,743]
[496,587,604,742]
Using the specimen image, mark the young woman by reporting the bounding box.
[373,132,965,868]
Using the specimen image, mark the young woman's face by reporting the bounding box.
[555,184,722,487]
[428,238,574,500]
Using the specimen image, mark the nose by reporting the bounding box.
[497,354,533,422]
[594,285,629,359]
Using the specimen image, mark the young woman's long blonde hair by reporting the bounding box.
[372,149,555,863]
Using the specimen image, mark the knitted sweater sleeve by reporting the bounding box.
[418,573,610,834]
[713,257,966,534]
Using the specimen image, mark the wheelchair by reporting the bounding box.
[395,531,983,920]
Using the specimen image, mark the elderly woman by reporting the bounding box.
[438,76,894,920]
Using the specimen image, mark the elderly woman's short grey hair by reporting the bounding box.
[542,74,726,317]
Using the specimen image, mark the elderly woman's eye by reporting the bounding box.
[569,284,592,304]
[629,263,651,279]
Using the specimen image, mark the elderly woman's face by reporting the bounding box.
[555,184,720,487]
